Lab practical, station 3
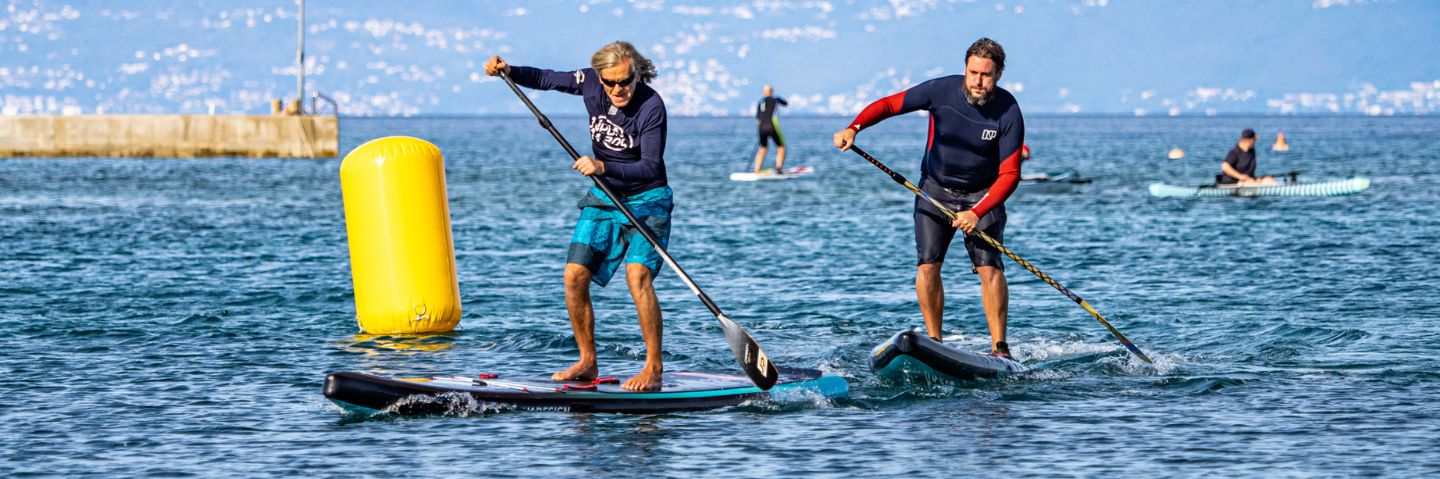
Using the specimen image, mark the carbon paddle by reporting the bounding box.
[500,71,779,389]
[847,145,1153,364]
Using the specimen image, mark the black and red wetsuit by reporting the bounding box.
[847,75,1025,268]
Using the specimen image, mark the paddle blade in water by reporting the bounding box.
[718,314,778,390]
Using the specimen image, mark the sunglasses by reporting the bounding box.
[601,73,636,89]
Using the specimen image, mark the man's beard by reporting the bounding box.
[965,86,993,107]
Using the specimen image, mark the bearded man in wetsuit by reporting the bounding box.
[485,41,671,391]
[833,37,1025,359]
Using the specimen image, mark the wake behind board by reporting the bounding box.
[324,367,847,415]
[729,166,815,181]
[869,330,1026,382]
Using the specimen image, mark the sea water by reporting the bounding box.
[2,116,1437,477]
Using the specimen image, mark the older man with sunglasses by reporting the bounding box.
[485,41,671,391]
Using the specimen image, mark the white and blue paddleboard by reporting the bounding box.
[324,367,847,415]
[729,166,815,181]
[869,330,1026,382]
[1147,177,1370,198]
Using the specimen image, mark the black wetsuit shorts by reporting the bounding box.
[913,178,1006,272]
[757,120,784,148]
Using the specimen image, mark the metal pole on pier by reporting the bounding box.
[296,0,305,114]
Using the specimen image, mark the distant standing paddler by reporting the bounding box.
[1218,128,1276,185]
[833,37,1025,359]
[752,84,789,174]
[484,41,671,391]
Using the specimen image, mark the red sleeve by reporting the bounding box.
[847,91,907,132]
[968,149,1023,218]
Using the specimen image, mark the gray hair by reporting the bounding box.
[591,41,657,83]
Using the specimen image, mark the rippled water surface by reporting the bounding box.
[3,116,1438,477]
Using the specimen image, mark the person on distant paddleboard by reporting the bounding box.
[485,41,671,391]
[832,37,1025,359]
[753,84,789,174]
[1218,128,1276,186]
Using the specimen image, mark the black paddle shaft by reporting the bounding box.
[498,71,779,388]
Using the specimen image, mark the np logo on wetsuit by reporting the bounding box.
[589,116,636,151]
[981,129,998,140]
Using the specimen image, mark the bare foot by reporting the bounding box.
[622,365,663,391]
[551,359,598,381]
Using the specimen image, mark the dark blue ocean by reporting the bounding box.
[3,115,1438,477]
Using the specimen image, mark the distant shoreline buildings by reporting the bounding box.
[7,78,1437,117]
[4,2,1437,117]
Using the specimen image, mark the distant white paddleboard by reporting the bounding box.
[729,166,815,181]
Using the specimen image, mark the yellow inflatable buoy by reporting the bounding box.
[1272,132,1290,152]
[1167,148,1185,159]
[339,137,461,334]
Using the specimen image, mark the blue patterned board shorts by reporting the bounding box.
[566,185,673,287]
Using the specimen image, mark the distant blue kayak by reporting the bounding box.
[870,330,1026,382]
[324,367,848,415]
[1148,177,1371,198]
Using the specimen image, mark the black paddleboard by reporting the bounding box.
[869,330,1026,382]
[324,367,847,415]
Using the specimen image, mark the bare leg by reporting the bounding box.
[775,145,787,172]
[622,263,664,391]
[976,266,1009,352]
[553,263,599,381]
[752,146,768,174]
[916,262,944,341]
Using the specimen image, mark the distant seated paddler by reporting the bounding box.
[1218,128,1276,186]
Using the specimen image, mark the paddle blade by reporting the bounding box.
[717,314,779,390]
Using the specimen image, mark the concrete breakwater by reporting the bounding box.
[0,115,339,158]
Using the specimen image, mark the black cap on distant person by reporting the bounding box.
[1241,128,1257,139]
